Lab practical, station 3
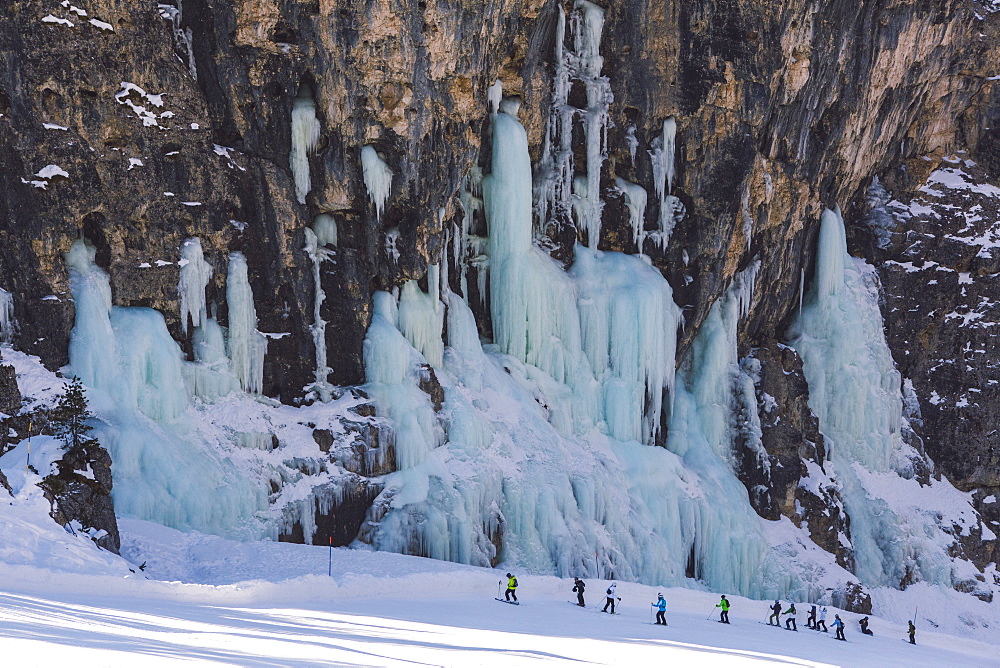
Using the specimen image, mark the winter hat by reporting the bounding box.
[506,573,512,578]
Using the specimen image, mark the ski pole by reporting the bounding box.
[328,536,333,577]
[706,606,716,620]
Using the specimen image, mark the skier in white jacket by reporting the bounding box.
[816,605,828,632]
[602,582,618,613]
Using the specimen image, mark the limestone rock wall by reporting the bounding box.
[1,0,999,569]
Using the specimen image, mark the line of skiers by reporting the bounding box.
[514,574,919,645]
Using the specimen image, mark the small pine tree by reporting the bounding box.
[48,377,101,474]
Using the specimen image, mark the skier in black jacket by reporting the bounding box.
[859,617,873,635]
[768,600,782,625]
[908,620,916,645]
[807,605,817,629]
[572,578,586,607]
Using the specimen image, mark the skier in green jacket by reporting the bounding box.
[505,573,518,602]
[783,603,797,631]
[716,595,730,624]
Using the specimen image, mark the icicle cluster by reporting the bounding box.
[226,252,267,395]
[0,288,13,343]
[536,1,613,247]
[290,84,321,205]
[361,146,393,222]
[648,117,685,248]
[178,237,213,334]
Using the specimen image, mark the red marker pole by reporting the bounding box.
[328,536,333,578]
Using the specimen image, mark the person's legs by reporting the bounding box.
[818,620,827,632]
[722,610,729,624]
[656,611,665,625]
[610,598,615,614]
[602,598,610,612]
[577,591,584,606]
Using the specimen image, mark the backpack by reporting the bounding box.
[511,577,517,588]
[607,587,613,596]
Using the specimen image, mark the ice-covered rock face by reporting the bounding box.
[357,109,828,600]
[789,208,989,590]
[0,0,998,605]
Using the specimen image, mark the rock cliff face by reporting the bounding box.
[1,1,998,587]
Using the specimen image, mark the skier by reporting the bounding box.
[716,595,730,624]
[807,605,817,629]
[908,620,916,645]
[572,578,586,607]
[816,605,828,632]
[833,614,846,641]
[783,602,797,631]
[768,600,782,625]
[505,573,518,603]
[652,593,667,625]
[602,582,617,613]
[859,617,873,636]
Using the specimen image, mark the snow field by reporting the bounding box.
[0,519,995,667]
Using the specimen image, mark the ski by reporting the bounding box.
[567,601,587,608]
[494,598,520,605]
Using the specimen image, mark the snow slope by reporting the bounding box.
[0,516,996,667]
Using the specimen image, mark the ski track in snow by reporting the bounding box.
[0,519,995,667]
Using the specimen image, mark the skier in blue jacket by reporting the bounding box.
[833,614,846,641]
[652,594,667,625]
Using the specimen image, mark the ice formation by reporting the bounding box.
[789,208,977,589]
[178,237,212,334]
[536,1,612,246]
[615,178,648,247]
[290,84,321,205]
[226,252,267,395]
[650,117,683,245]
[0,287,13,343]
[397,279,444,368]
[184,316,236,401]
[312,213,338,247]
[361,146,393,222]
[487,80,503,114]
[158,1,197,79]
[359,108,828,600]
[65,238,262,534]
[304,227,332,400]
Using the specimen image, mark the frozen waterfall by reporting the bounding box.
[65,238,263,535]
[789,207,973,589]
[360,109,816,599]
